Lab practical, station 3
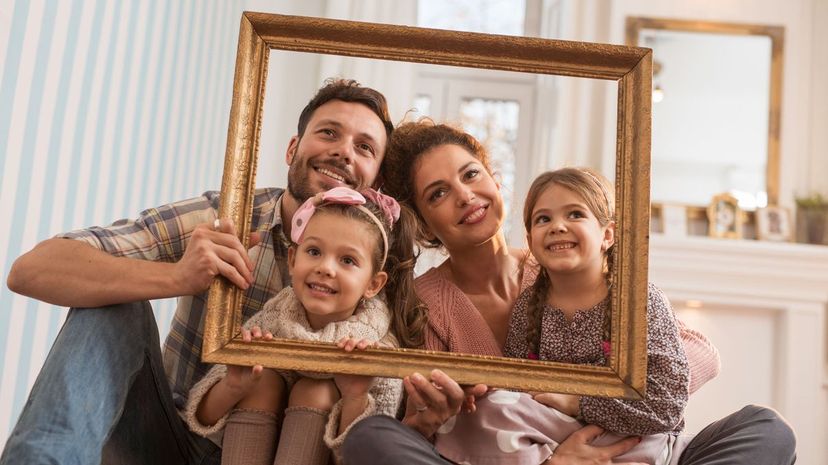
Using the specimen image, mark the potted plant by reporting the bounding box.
[795,193,828,245]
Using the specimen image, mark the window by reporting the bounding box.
[417,0,527,36]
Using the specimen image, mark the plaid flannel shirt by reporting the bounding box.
[58,188,291,411]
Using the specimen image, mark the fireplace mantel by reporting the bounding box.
[649,235,828,464]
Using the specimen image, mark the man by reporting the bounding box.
[3,78,393,465]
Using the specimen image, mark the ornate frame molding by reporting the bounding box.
[203,12,652,397]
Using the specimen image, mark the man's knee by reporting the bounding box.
[62,301,160,357]
[343,416,396,456]
[348,415,398,442]
[69,301,156,337]
[741,405,796,456]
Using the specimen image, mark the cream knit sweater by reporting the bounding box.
[182,287,403,453]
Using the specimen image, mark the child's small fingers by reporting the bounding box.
[251,326,262,338]
[241,328,252,342]
[264,332,273,340]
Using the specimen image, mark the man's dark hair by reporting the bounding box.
[297,78,394,140]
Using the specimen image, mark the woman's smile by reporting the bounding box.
[459,203,489,225]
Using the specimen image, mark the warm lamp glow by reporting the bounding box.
[652,84,664,103]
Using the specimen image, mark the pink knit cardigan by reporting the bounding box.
[415,263,720,394]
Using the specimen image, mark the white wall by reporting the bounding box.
[0,0,326,443]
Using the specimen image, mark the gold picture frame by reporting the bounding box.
[708,193,743,239]
[202,12,652,399]
[756,205,792,242]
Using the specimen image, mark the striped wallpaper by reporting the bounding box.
[0,0,326,443]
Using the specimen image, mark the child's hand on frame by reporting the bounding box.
[224,326,274,395]
[530,392,582,418]
[333,336,378,399]
[225,364,266,396]
[240,325,273,342]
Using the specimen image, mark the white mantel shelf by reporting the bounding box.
[649,235,828,304]
[649,235,828,465]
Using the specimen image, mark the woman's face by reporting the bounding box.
[411,144,504,250]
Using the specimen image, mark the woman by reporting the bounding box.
[342,121,795,465]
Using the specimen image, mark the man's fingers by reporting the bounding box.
[248,231,262,249]
[213,244,254,284]
[216,218,258,270]
[599,435,642,458]
[571,424,605,443]
[216,260,249,290]
[209,224,254,272]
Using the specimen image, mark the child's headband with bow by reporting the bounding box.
[291,187,401,266]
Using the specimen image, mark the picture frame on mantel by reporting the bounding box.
[756,206,792,242]
[202,12,653,398]
[708,193,743,239]
[661,204,689,238]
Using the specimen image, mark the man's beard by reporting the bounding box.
[286,160,315,203]
[286,152,356,202]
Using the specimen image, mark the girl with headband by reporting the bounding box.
[183,187,422,465]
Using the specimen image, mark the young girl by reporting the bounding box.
[434,168,690,465]
[183,187,419,465]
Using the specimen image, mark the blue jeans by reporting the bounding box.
[0,302,220,465]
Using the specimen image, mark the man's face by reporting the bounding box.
[285,100,388,202]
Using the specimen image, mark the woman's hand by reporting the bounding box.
[531,392,581,417]
[333,336,378,399]
[543,425,643,465]
[224,326,273,394]
[401,369,488,439]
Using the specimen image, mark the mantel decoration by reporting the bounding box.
[756,205,791,242]
[795,193,828,245]
[708,193,743,239]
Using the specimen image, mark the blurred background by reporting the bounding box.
[1,0,826,462]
